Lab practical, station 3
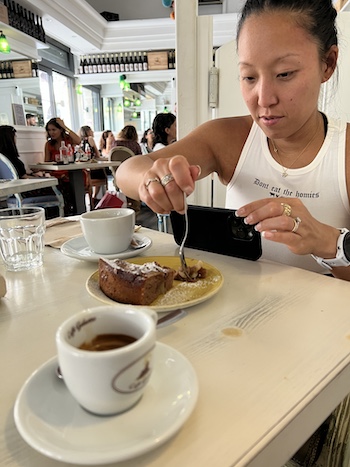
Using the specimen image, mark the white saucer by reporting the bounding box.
[14,342,198,465]
[60,233,152,262]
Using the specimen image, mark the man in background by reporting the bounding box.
[26,113,36,126]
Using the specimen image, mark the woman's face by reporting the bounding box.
[146,130,153,144]
[107,132,115,144]
[167,120,177,141]
[47,124,62,140]
[238,12,328,140]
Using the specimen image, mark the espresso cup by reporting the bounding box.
[56,305,157,415]
[80,208,135,254]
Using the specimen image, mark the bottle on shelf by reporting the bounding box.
[97,55,102,73]
[142,52,148,71]
[59,141,69,164]
[128,52,134,72]
[92,56,97,73]
[83,56,89,74]
[88,56,93,74]
[137,52,143,71]
[101,55,107,73]
[115,53,120,73]
[79,56,84,74]
[31,60,39,77]
[38,15,46,42]
[110,54,116,73]
[106,54,111,73]
[119,53,125,73]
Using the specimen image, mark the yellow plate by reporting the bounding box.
[86,256,224,313]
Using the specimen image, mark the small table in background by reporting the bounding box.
[29,161,121,214]
[0,178,58,198]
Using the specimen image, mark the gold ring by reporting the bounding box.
[291,216,302,233]
[145,177,160,189]
[281,203,292,217]
[161,173,174,187]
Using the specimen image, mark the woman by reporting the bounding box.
[79,125,108,206]
[151,112,176,151]
[44,118,81,215]
[113,125,142,155]
[79,125,100,158]
[0,125,60,216]
[99,130,115,158]
[140,128,154,154]
[44,117,80,163]
[116,1,350,464]
[0,125,29,178]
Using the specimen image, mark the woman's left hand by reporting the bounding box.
[236,197,339,259]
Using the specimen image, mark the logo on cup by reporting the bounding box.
[112,349,154,393]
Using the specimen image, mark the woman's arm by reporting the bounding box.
[116,117,249,214]
[87,136,100,158]
[44,142,51,162]
[55,118,81,146]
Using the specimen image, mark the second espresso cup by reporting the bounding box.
[80,208,135,254]
[56,306,157,415]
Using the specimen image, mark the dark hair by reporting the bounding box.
[117,125,138,142]
[236,0,338,59]
[45,118,66,145]
[0,125,18,158]
[152,113,176,147]
[26,113,35,119]
[99,130,112,150]
[141,128,152,144]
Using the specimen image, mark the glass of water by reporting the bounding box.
[0,207,45,272]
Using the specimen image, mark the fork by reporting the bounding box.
[178,192,193,281]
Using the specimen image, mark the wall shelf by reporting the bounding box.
[0,20,48,61]
[76,69,176,85]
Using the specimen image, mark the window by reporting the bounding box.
[38,38,77,128]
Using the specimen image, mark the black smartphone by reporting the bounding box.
[170,205,262,261]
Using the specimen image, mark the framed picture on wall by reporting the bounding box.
[12,103,26,126]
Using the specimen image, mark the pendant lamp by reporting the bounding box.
[0,31,11,54]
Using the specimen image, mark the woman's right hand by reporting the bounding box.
[140,155,201,214]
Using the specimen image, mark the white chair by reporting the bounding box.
[0,154,65,218]
[108,146,136,189]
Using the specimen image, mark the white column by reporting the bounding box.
[175,0,198,139]
[175,1,214,206]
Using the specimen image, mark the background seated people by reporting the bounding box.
[99,130,115,158]
[26,113,36,127]
[79,125,108,207]
[152,113,176,151]
[0,125,60,217]
[44,117,81,215]
[140,128,154,154]
[113,125,142,155]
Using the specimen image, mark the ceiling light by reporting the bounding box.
[0,31,11,54]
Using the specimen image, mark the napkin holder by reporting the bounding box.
[94,191,127,210]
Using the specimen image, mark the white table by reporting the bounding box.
[0,178,58,197]
[29,162,121,214]
[2,227,350,466]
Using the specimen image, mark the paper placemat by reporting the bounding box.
[45,217,82,248]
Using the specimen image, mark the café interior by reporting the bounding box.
[3,1,350,467]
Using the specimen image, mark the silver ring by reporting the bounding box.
[291,216,302,233]
[161,173,174,187]
[145,177,160,189]
[281,202,292,217]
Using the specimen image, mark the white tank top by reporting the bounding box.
[225,116,350,273]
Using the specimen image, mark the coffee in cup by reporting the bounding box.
[56,305,157,415]
[80,208,135,254]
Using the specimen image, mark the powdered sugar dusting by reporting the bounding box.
[102,258,171,275]
[152,274,221,306]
